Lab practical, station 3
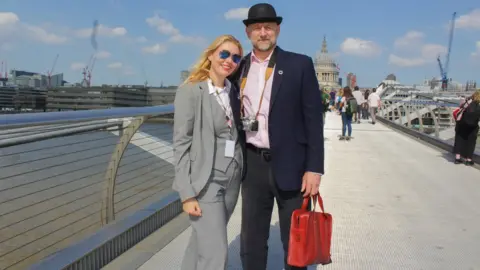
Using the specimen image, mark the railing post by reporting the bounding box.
[414,106,424,133]
[426,106,439,138]
[404,105,412,127]
[101,115,148,225]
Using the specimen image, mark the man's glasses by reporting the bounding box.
[219,50,241,64]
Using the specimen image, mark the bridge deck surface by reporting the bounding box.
[104,112,480,270]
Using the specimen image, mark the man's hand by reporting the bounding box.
[182,198,202,216]
[301,172,321,197]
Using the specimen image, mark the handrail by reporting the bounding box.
[0,104,178,268]
[0,104,174,129]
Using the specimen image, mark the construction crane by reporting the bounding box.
[437,12,456,91]
[47,54,59,88]
[81,54,94,87]
[87,56,96,87]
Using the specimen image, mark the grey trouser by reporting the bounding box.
[181,162,242,270]
[370,107,378,123]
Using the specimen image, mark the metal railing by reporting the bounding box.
[0,105,180,269]
[378,99,458,138]
[376,99,479,163]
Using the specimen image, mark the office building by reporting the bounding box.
[47,85,149,111]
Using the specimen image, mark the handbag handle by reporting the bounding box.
[301,194,326,213]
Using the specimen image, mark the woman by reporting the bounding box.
[172,34,244,270]
[453,90,480,165]
[339,86,354,141]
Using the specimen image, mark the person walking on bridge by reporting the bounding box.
[172,35,246,270]
[339,86,355,140]
[368,88,380,124]
[352,86,364,123]
[453,90,480,166]
[229,3,325,270]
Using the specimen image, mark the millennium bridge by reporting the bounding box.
[0,86,479,270]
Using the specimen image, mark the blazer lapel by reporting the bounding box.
[269,47,285,113]
[198,81,214,133]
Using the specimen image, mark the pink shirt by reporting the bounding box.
[242,50,275,149]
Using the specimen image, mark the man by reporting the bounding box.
[368,87,381,124]
[229,3,325,270]
[352,86,364,123]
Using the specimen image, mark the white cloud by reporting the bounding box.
[142,43,167,54]
[455,9,480,30]
[95,50,111,59]
[388,55,425,67]
[107,62,123,69]
[145,13,206,45]
[340,38,382,57]
[224,8,249,20]
[393,30,424,50]
[471,41,480,58]
[389,31,446,67]
[75,24,127,38]
[420,44,447,60]
[0,12,19,25]
[146,14,179,36]
[70,62,86,71]
[0,12,67,44]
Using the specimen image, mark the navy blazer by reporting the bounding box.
[229,46,325,191]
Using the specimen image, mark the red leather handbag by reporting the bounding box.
[453,108,460,120]
[287,194,333,267]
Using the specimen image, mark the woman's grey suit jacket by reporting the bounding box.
[172,80,246,202]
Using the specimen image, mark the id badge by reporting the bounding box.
[225,140,235,157]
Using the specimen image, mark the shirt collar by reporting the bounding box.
[207,78,231,95]
[251,49,274,63]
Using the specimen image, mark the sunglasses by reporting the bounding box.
[219,50,242,64]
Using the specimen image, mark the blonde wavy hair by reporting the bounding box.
[182,34,243,85]
[338,88,344,97]
[472,90,480,103]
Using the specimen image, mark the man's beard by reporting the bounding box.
[254,40,275,51]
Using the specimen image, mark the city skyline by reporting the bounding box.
[0,0,479,87]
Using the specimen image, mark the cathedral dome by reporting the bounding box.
[314,36,340,89]
[314,36,339,72]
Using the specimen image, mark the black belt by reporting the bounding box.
[246,143,271,162]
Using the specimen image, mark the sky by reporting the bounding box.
[0,0,479,88]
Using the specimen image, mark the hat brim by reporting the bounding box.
[243,17,282,26]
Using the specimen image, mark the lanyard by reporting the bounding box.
[239,47,278,118]
[213,87,233,128]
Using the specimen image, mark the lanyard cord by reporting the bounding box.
[239,47,278,119]
[214,88,232,120]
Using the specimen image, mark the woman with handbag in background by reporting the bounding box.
[172,34,245,270]
[453,90,480,165]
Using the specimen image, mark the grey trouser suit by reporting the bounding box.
[181,91,243,270]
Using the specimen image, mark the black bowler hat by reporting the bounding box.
[243,3,283,26]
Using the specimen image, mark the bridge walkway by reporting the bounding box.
[103,112,480,270]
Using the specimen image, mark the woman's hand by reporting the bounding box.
[182,198,202,216]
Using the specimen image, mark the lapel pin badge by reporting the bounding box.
[278,70,283,75]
